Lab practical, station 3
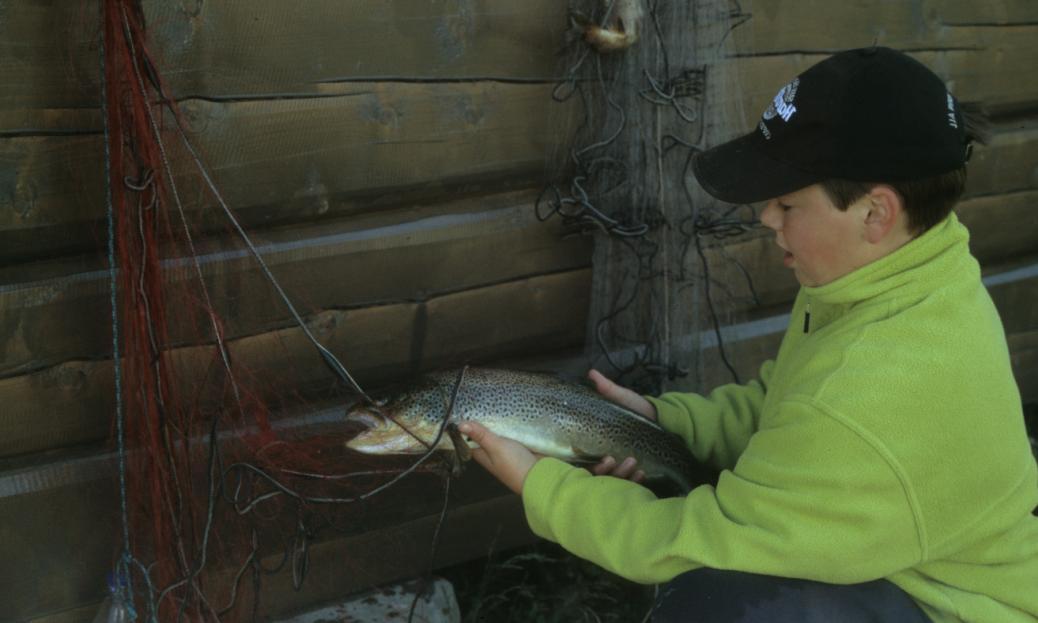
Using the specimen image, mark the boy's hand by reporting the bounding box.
[591,455,646,483]
[587,369,657,482]
[458,421,648,488]
[587,369,657,421]
[458,421,539,495]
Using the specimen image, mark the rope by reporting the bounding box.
[98,1,140,619]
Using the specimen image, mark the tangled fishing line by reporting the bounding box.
[98,1,481,619]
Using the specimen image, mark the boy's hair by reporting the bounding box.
[820,168,967,235]
[820,102,991,235]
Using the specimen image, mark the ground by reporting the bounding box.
[441,541,655,623]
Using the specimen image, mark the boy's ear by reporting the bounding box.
[862,185,904,244]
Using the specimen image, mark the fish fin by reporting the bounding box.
[446,423,471,477]
[568,445,600,465]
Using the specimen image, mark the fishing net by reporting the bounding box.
[540,0,759,395]
[96,1,470,619]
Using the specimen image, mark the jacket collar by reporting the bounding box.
[802,213,972,307]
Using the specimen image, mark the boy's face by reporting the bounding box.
[759,184,872,287]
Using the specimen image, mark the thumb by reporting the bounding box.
[588,368,617,397]
[457,421,496,450]
[589,368,635,406]
[587,369,656,420]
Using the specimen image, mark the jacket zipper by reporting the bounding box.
[803,302,811,334]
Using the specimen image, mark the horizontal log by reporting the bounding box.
[731,1,1038,55]
[2,184,1031,384]
[0,0,567,111]
[958,190,1038,264]
[9,1,1037,113]
[0,81,567,262]
[0,192,590,378]
[1009,330,1038,404]
[0,467,119,622]
[0,268,590,457]
[27,606,96,623]
[965,122,1038,196]
[938,0,1038,24]
[986,260,1038,335]
[3,109,1032,268]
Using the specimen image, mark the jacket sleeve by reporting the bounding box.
[646,360,774,470]
[521,397,923,585]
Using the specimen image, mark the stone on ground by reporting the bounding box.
[276,577,461,623]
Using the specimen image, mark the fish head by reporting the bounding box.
[344,400,436,455]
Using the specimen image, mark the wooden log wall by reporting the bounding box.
[1,1,1036,620]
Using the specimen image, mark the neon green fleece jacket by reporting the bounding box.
[522,214,1038,622]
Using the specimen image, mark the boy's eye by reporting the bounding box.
[778,202,793,211]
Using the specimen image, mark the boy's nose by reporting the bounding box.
[759,200,781,231]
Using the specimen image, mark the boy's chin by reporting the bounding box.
[791,268,817,287]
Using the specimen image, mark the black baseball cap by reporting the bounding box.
[692,47,971,204]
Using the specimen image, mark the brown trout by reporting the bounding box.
[345,368,710,492]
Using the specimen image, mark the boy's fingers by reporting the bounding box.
[467,446,490,470]
[458,422,520,470]
[588,369,635,409]
[457,422,498,467]
[458,421,493,448]
[592,455,617,475]
[588,369,656,420]
[613,457,638,478]
[588,369,619,399]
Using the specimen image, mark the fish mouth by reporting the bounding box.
[344,406,434,454]
[346,405,388,431]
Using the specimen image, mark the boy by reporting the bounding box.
[459,47,1038,622]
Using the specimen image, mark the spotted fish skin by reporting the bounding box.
[346,368,709,491]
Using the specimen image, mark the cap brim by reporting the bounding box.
[692,131,823,204]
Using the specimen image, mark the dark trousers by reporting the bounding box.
[651,568,932,623]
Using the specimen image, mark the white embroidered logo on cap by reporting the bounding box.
[946,92,958,129]
[763,78,800,123]
[759,78,799,140]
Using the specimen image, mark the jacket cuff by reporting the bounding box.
[645,394,690,435]
[521,457,582,541]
